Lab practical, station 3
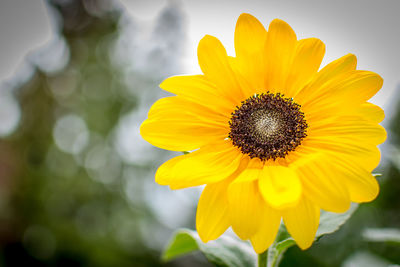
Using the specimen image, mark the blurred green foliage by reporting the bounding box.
[0,0,200,266]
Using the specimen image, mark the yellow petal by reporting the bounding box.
[228,179,263,239]
[196,179,231,242]
[227,57,255,98]
[290,144,380,203]
[354,103,385,123]
[232,157,264,183]
[258,166,302,210]
[148,96,228,125]
[331,70,383,103]
[301,71,383,119]
[197,35,245,103]
[285,38,325,97]
[295,53,357,104]
[346,172,379,203]
[314,53,357,82]
[283,197,320,250]
[318,155,380,203]
[233,13,267,93]
[309,119,387,146]
[140,117,227,152]
[250,204,281,253]
[264,19,297,93]
[312,102,385,125]
[235,13,267,58]
[292,152,351,213]
[155,141,244,189]
[304,137,382,172]
[142,96,230,152]
[159,75,235,115]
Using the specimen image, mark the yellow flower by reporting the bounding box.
[140,13,386,253]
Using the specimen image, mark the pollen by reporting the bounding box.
[228,92,308,161]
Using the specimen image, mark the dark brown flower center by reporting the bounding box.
[228,92,307,161]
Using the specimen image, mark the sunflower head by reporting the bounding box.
[229,92,308,161]
[140,13,386,253]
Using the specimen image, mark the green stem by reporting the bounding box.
[258,250,268,267]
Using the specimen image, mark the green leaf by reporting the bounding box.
[316,203,358,237]
[267,203,359,267]
[162,229,256,267]
[362,228,400,244]
[162,230,199,261]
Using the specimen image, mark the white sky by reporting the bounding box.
[1,0,399,108]
[0,0,52,84]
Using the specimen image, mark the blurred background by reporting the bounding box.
[0,0,399,266]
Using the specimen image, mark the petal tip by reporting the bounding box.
[158,77,171,90]
[238,12,254,19]
[154,169,167,185]
[346,53,357,61]
[345,53,358,68]
[338,53,358,70]
[252,245,268,254]
[297,240,313,250]
[269,18,295,33]
[270,18,287,24]
[199,34,217,43]
[139,120,149,139]
[237,13,261,25]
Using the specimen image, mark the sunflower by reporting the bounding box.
[140,13,386,253]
